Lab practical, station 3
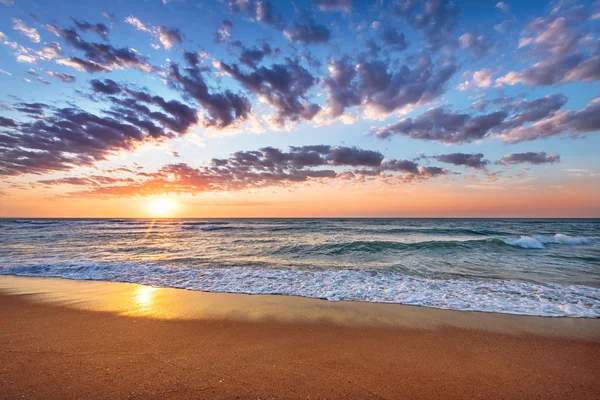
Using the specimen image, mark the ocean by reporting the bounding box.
[1,218,599,317]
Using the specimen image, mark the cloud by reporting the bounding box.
[497,97,600,143]
[256,0,285,26]
[46,70,76,83]
[41,145,450,197]
[496,152,560,165]
[381,27,408,52]
[284,22,331,44]
[458,68,495,90]
[124,16,181,50]
[90,79,200,135]
[72,19,110,39]
[496,11,599,87]
[168,61,253,129]
[56,57,110,73]
[12,19,40,43]
[0,81,203,176]
[501,93,567,129]
[124,16,150,32]
[157,26,182,50]
[49,25,154,72]
[236,42,278,67]
[459,31,491,57]
[371,93,578,144]
[392,0,459,49]
[218,59,320,128]
[322,55,456,120]
[370,107,507,144]
[0,116,17,127]
[225,0,285,27]
[495,2,509,12]
[434,153,489,169]
[37,42,63,60]
[315,0,352,13]
[215,20,233,43]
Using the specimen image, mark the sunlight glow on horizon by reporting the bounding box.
[145,197,179,218]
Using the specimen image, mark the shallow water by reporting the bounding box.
[1,218,599,317]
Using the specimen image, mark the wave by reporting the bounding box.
[180,221,230,226]
[13,220,59,225]
[181,224,232,231]
[269,235,598,255]
[503,234,597,249]
[1,263,599,317]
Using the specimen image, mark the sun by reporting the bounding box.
[146,197,178,217]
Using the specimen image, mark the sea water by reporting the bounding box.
[1,218,599,317]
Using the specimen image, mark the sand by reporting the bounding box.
[1,276,600,399]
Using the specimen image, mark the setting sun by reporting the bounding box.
[145,197,178,217]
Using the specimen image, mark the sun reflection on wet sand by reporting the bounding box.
[133,286,157,313]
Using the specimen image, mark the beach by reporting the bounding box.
[1,276,600,399]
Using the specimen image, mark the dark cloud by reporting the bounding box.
[284,22,331,44]
[381,27,408,52]
[168,62,253,129]
[215,20,233,43]
[0,80,202,176]
[89,79,199,135]
[46,70,76,83]
[0,116,17,127]
[315,0,352,13]
[218,59,320,127]
[224,0,285,27]
[48,25,154,72]
[496,152,560,165]
[46,145,450,197]
[323,55,456,119]
[256,0,285,27]
[371,93,579,144]
[497,97,600,143]
[72,18,110,39]
[392,0,459,49]
[15,102,48,116]
[434,153,488,169]
[237,43,279,67]
[90,78,121,94]
[378,159,449,177]
[370,107,507,144]
[328,146,383,166]
[502,93,567,129]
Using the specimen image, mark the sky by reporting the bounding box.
[0,0,598,218]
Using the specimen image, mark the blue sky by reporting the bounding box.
[0,0,598,217]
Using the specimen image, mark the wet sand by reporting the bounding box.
[1,275,600,399]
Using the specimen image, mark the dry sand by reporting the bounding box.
[1,276,600,399]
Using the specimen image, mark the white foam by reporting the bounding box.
[504,237,545,249]
[1,263,599,318]
[504,234,596,249]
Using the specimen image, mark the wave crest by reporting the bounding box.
[504,234,596,249]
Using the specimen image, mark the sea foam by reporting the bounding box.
[1,262,599,318]
[504,234,596,249]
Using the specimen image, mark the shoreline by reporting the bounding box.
[1,275,600,399]
[1,275,600,338]
[2,273,600,325]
